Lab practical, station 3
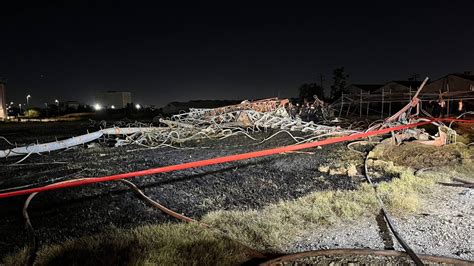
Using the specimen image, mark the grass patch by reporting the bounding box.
[3,223,252,266]
[202,183,379,251]
[374,162,433,213]
[370,142,472,169]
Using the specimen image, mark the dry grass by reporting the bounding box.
[202,183,379,251]
[4,142,472,265]
[370,142,472,169]
[3,223,251,266]
[2,247,28,266]
[373,161,433,213]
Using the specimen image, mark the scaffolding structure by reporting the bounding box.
[332,89,474,118]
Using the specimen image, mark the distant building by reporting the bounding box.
[423,73,474,93]
[345,84,382,94]
[95,91,132,109]
[373,80,423,94]
[422,73,474,114]
[64,101,80,111]
[0,79,6,120]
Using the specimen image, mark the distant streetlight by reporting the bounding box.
[19,103,22,113]
[26,95,31,106]
[55,99,59,107]
[94,104,102,111]
[110,105,115,109]
[135,104,141,110]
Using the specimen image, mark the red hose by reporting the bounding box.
[0,118,472,199]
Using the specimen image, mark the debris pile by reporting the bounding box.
[0,98,359,159]
[117,98,358,148]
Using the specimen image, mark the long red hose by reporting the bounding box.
[1,118,472,199]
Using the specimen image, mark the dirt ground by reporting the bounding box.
[0,122,362,257]
[0,121,472,263]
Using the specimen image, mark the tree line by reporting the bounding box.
[298,67,348,103]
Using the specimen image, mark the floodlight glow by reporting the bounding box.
[135,104,141,109]
[94,104,102,111]
[111,105,115,109]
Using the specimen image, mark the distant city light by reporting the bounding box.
[135,104,141,109]
[110,105,115,109]
[94,104,102,111]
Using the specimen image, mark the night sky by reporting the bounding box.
[1,1,473,107]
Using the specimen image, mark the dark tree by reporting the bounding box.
[330,67,349,100]
[298,83,324,103]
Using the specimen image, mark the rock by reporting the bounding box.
[329,167,347,175]
[347,164,358,177]
[318,165,330,173]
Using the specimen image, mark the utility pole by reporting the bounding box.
[319,74,325,98]
[319,74,325,88]
[409,74,420,81]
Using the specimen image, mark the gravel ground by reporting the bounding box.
[395,185,473,260]
[276,254,419,265]
[286,184,474,261]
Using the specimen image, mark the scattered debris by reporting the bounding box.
[0,98,358,159]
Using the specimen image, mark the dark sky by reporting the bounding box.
[1,1,473,107]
